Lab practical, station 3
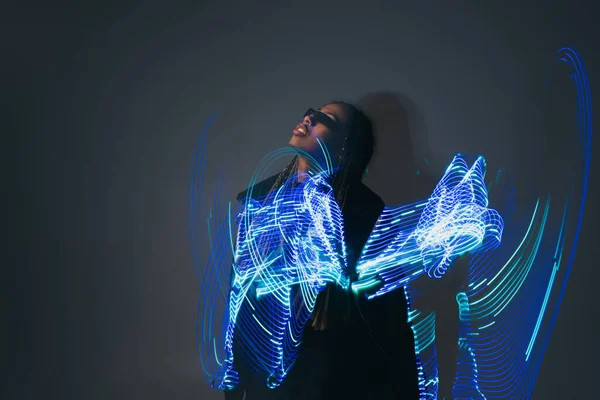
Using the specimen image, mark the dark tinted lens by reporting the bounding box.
[304,108,337,130]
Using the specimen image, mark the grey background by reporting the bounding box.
[9,1,600,399]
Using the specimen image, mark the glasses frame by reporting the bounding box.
[303,108,339,132]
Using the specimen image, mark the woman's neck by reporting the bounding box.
[297,156,311,182]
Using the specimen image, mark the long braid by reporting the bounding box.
[264,155,300,202]
[311,101,375,330]
[329,101,375,212]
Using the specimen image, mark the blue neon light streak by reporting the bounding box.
[189,47,592,398]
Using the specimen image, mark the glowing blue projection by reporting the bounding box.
[392,47,592,399]
[192,150,502,391]
[353,155,504,299]
[451,46,590,400]
[216,170,348,390]
[189,141,350,390]
[189,46,591,399]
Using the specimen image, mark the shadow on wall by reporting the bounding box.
[356,91,436,205]
[356,91,468,398]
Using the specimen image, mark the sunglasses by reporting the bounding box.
[303,108,339,131]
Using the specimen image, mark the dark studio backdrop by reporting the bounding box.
[8,1,600,399]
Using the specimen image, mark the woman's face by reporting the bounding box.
[289,103,351,162]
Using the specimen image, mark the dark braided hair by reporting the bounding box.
[329,100,375,178]
[327,101,375,209]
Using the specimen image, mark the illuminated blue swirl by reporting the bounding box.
[214,170,347,390]
[397,47,592,399]
[210,152,503,391]
[442,46,593,400]
[353,154,503,298]
[415,156,503,279]
[190,46,591,399]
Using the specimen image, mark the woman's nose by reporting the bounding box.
[303,115,314,126]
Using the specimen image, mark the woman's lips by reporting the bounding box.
[293,124,307,136]
[292,128,306,136]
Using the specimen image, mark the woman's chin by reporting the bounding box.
[289,136,306,150]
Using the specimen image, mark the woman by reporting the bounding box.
[222,101,421,399]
